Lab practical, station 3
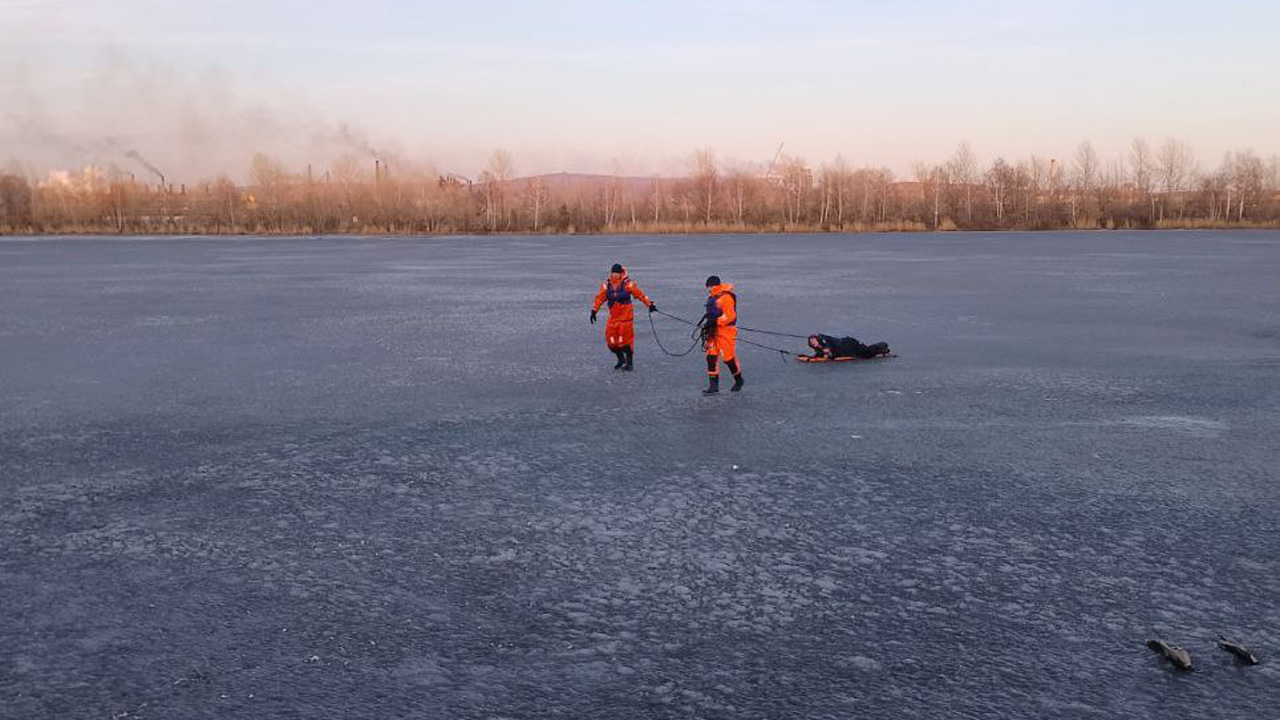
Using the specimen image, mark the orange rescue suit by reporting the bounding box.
[592,272,652,350]
[704,282,738,368]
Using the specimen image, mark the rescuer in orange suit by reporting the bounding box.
[590,263,656,371]
[700,275,744,394]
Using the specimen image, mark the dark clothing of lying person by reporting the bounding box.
[805,334,891,360]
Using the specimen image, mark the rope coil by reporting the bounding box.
[649,309,800,362]
[647,310,702,357]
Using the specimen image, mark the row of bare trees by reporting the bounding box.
[905,139,1279,231]
[3,141,1278,234]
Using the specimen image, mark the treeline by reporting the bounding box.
[2,140,1278,235]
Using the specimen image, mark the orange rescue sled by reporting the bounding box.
[796,353,896,364]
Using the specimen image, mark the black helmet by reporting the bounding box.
[611,263,624,273]
[705,275,720,287]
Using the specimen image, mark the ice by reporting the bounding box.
[1,232,1278,718]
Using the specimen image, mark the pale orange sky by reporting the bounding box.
[3,0,1278,182]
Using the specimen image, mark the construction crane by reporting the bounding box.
[767,143,785,179]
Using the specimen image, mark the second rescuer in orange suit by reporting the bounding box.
[701,275,744,393]
[590,263,655,371]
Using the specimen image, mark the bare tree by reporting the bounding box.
[331,154,369,228]
[947,141,978,224]
[818,163,836,227]
[690,149,718,224]
[488,149,515,182]
[524,176,548,231]
[852,168,877,225]
[1157,138,1195,221]
[823,155,852,228]
[602,159,625,229]
[914,162,947,228]
[1128,138,1155,221]
[725,169,754,226]
[1026,155,1051,226]
[480,149,515,231]
[1099,158,1126,225]
[1228,150,1266,221]
[647,176,664,224]
[0,174,34,230]
[1199,161,1230,223]
[778,155,811,225]
[1072,141,1099,226]
[250,152,290,231]
[985,158,1018,225]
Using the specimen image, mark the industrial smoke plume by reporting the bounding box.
[125,150,165,187]
[0,49,415,186]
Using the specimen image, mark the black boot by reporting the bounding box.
[612,349,626,369]
[623,347,634,372]
[727,359,744,392]
[703,356,720,394]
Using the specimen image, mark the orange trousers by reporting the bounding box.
[704,326,737,366]
[605,319,634,350]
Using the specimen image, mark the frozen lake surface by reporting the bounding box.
[2,231,1278,719]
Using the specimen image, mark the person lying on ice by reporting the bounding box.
[805,334,891,361]
[590,263,656,371]
[700,276,744,394]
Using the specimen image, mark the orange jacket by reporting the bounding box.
[705,283,736,327]
[593,271,652,321]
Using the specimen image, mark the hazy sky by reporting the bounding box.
[3,0,1278,182]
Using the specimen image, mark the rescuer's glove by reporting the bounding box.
[590,310,597,324]
[648,303,657,313]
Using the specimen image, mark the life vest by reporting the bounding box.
[705,290,737,326]
[605,279,632,306]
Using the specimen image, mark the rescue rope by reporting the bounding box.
[655,308,808,341]
[652,308,697,327]
[736,325,810,340]
[736,334,800,362]
[649,309,799,362]
[647,310,702,357]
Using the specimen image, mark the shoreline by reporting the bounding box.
[4,223,1280,239]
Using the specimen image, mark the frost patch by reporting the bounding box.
[1118,415,1228,437]
[847,655,882,671]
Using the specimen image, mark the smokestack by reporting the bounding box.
[126,150,165,191]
